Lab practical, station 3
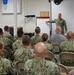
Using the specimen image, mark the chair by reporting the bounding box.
[59,52,74,71]
[45,51,57,62]
[57,63,68,74]
[59,52,74,66]
[52,44,60,54]
[15,61,25,75]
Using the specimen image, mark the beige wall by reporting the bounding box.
[0,0,25,31]
[0,0,49,34]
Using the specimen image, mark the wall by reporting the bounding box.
[52,0,74,34]
[0,0,74,35]
[0,0,25,32]
[24,0,49,33]
[0,0,49,35]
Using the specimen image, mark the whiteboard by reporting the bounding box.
[24,17,36,33]
[2,0,21,14]
[37,17,50,35]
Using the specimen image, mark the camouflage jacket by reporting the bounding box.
[0,36,12,52]
[4,31,12,40]
[43,42,53,52]
[48,19,67,35]
[14,46,34,62]
[24,58,61,75]
[13,39,23,51]
[0,56,14,75]
[60,40,74,52]
[31,35,42,47]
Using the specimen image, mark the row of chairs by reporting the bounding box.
[14,51,74,75]
[46,51,74,73]
[15,60,68,75]
[3,48,74,75]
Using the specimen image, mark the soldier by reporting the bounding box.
[31,26,42,48]
[13,27,23,42]
[0,28,12,54]
[42,33,53,52]
[46,13,67,35]
[60,31,74,52]
[0,41,14,75]
[4,25,12,40]
[24,42,61,75]
[13,29,24,51]
[14,35,34,62]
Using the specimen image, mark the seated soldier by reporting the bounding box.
[60,31,74,52]
[13,29,24,51]
[24,42,61,75]
[50,26,67,45]
[0,28,12,54]
[0,41,14,75]
[4,25,12,40]
[31,26,42,48]
[14,35,34,62]
[42,33,53,52]
[13,27,23,42]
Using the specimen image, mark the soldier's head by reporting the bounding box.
[35,27,40,35]
[67,31,74,40]
[22,35,31,47]
[17,27,23,31]
[34,42,47,59]
[58,13,62,19]
[0,28,3,36]
[42,33,48,42]
[4,25,9,32]
[0,41,4,54]
[68,69,74,75]
[55,26,62,33]
[17,29,24,38]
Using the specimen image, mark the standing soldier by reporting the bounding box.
[46,13,67,35]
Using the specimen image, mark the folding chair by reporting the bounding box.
[52,44,60,54]
[45,51,57,62]
[59,52,74,71]
[57,63,68,74]
[15,61,25,75]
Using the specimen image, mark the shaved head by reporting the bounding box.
[34,42,47,58]
[55,26,62,33]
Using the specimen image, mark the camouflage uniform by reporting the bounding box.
[4,31,12,40]
[60,40,74,66]
[31,35,42,47]
[60,40,74,52]
[43,42,53,52]
[0,36,12,52]
[0,56,14,75]
[24,58,61,75]
[14,46,34,62]
[0,36,13,60]
[13,39,23,51]
[48,19,67,35]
